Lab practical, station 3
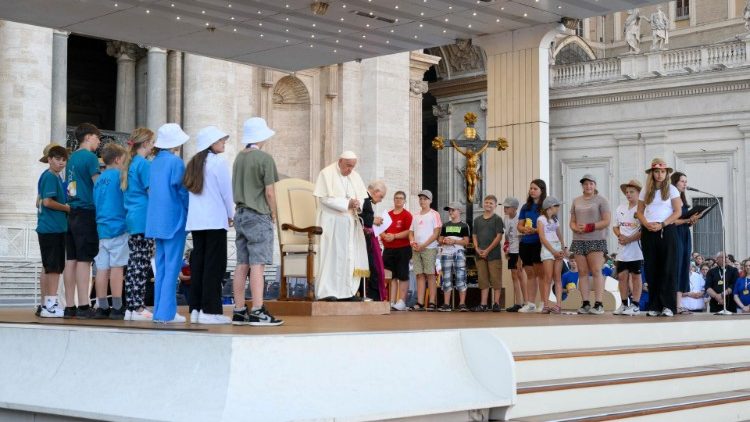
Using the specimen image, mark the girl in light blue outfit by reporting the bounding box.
[145,123,189,323]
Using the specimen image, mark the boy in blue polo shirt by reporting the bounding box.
[92,143,129,320]
[36,144,70,318]
[64,123,101,319]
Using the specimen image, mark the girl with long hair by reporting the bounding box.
[517,179,547,312]
[670,171,700,314]
[636,158,682,317]
[184,126,234,324]
[123,128,155,321]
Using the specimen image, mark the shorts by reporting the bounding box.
[440,250,467,292]
[66,208,99,262]
[507,253,520,270]
[412,248,438,275]
[616,260,643,275]
[235,208,274,265]
[38,232,66,273]
[476,257,502,289]
[94,233,129,270]
[570,239,608,256]
[383,246,412,281]
[519,241,542,266]
[541,240,562,261]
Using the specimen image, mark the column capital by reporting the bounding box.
[106,41,142,61]
[409,50,440,80]
[146,46,168,54]
[53,29,70,37]
[432,103,452,119]
[409,80,428,96]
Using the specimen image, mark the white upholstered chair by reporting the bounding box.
[274,178,322,301]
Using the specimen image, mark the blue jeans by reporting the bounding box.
[440,250,467,292]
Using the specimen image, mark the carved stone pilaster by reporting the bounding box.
[409,51,441,206]
[106,41,141,132]
[409,79,428,97]
[432,103,452,119]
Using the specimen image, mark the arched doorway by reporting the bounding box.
[268,75,311,180]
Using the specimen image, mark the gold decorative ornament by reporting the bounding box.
[463,126,477,140]
[463,112,478,126]
[431,136,445,150]
[496,137,509,151]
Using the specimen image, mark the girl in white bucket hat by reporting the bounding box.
[183,126,234,325]
[145,123,190,323]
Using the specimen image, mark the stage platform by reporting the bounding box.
[1,307,749,422]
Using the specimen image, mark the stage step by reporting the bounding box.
[514,339,750,383]
[510,389,750,421]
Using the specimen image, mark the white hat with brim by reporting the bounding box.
[241,117,275,145]
[155,123,189,149]
[196,126,229,153]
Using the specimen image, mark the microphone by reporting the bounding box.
[686,186,702,193]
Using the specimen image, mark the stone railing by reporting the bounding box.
[551,39,750,88]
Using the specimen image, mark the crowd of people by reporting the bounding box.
[35,119,283,325]
[34,121,750,324]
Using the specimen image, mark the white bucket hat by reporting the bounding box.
[155,123,189,149]
[196,126,229,153]
[241,117,275,145]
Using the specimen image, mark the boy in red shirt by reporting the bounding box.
[380,191,413,311]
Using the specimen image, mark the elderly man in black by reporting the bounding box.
[705,251,739,313]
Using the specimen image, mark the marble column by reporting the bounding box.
[408,51,441,208]
[0,22,52,226]
[259,68,274,124]
[51,30,68,144]
[322,65,339,167]
[106,41,137,133]
[167,50,183,125]
[146,46,168,130]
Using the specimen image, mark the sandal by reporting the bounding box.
[540,306,551,314]
[426,303,437,312]
[409,303,425,311]
[551,305,561,314]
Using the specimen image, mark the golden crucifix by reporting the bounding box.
[432,112,509,203]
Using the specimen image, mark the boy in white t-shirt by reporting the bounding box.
[502,197,527,312]
[408,190,442,311]
[613,179,644,316]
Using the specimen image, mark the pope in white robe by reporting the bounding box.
[313,151,370,300]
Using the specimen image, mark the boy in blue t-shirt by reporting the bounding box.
[64,123,101,319]
[92,143,129,320]
[734,265,750,313]
[36,144,70,318]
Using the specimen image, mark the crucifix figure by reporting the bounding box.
[432,111,509,224]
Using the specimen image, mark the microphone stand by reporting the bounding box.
[688,187,731,315]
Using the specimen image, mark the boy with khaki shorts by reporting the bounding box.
[409,190,442,311]
[472,195,505,312]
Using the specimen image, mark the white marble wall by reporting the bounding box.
[0,21,52,225]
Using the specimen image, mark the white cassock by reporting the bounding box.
[313,162,370,299]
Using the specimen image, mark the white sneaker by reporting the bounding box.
[197,311,231,325]
[622,304,641,316]
[155,313,186,324]
[40,303,64,318]
[518,303,537,313]
[661,307,674,317]
[190,309,199,323]
[130,308,153,321]
[391,300,407,311]
[646,310,660,317]
[613,304,627,315]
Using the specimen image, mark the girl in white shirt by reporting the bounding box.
[184,126,235,324]
[537,196,564,314]
[636,158,682,317]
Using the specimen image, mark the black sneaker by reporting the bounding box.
[109,307,126,320]
[438,304,451,312]
[426,303,437,312]
[232,308,250,326]
[247,306,284,326]
[35,305,42,317]
[492,303,502,312]
[458,304,468,312]
[505,304,522,313]
[93,307,111,319]
[64,306,77,319]
[471,304,488,312]
[75,306,95,319]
